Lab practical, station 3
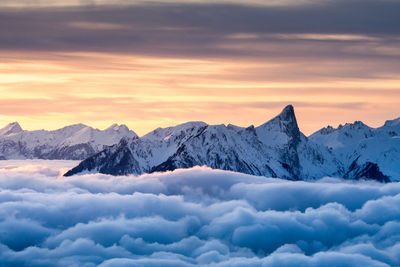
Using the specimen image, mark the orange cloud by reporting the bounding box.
[0,51,399,136]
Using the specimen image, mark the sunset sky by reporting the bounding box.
[1,0,399,136]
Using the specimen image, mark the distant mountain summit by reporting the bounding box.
[0,122,23,136]
[0,123,137,160]
[310,117,400,182]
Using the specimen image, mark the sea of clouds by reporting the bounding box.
[0,160,400,266]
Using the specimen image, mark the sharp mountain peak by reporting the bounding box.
[0,121,23,136]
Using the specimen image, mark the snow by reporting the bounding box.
[0,122,23,136]
[1,105,399,182]
[60,124,136,150]
[66,106,341,181]
[384,117,400,127]
[126,121,209,171]
[310,117,400,181]
[255,105,297,146]
[0,123,138,160]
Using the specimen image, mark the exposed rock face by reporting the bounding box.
[345,158,390,183]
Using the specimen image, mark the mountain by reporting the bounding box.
[310,117,400,182]
[0,122,138,160]
[0,122,23,136]
[4,105,395,182]
[64,105,342,180]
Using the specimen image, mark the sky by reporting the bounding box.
[0,0,399,136]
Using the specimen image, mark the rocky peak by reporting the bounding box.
[106,123,130,132]
[106,123,119,131]
[0,122,23,136]
[256,105,301,146]
[317,125,335,135]
[278,104,296,122]
[384,117,400,127]
[346,121,368,129]
[104,124,138,139]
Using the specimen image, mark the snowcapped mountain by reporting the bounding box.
[310,118,400,182]
[0,122,137,160]
[4,105,397,182]
[0,122,23,136]
[64,105,342,180]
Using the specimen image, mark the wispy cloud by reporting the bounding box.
[68,21,128,30]
[0,50,399,135]
[0,0,399,134]
[0,0,337,8]
[275,33,381,41]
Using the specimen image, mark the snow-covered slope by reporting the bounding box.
[0,122,138,160]
[0,122,23,136]
[310,118,400,182]
[65,105,341,180]
[4,105,394,182]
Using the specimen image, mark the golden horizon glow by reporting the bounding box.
[0,51,399,136]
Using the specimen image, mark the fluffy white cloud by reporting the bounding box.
[0,160,399,266]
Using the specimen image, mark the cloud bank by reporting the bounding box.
[2,1,400,56]
[0,160,400,266]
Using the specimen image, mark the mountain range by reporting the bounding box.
[0,122,137,160]
[1,105,398,182]
[62,105,400,182]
